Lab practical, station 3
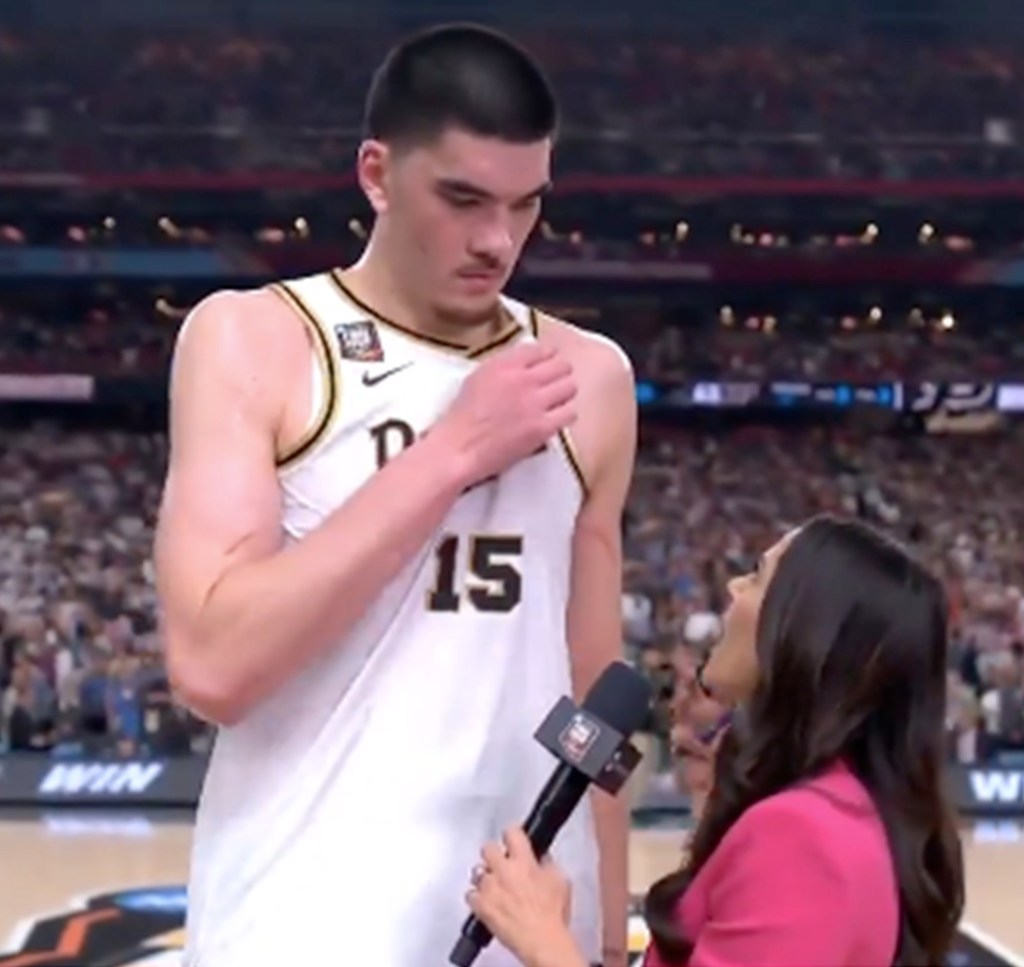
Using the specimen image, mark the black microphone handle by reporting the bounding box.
[522,763,592,856]
[451,764,591,967]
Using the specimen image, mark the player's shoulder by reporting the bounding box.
[527,304,634,396]
[170,281,313,396]
[174,280,314,362]
[176,282,305,346]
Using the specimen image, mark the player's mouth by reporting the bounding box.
[456,269,504,292]
[457,265,504,280]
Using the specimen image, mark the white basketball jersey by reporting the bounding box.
[183,270,602,967]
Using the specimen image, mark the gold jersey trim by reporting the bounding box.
[328,268,525,360]
[270,281,341,470]
[528,306,589,501]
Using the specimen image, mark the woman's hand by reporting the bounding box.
[670,646,730,819]
[465,826,588,967]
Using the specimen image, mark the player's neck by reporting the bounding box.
[340,246,506,349]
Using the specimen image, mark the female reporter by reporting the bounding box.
[465,514,965,967]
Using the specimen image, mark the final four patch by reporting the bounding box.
[335,321,383,362]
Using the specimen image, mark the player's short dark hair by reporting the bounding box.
[364,23,558,149]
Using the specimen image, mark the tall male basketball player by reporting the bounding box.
[155,23,636,967]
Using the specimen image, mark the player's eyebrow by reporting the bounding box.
[436,177,552,205]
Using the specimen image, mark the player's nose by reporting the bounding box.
[470,219,514,262]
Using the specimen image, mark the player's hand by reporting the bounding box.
[433,343,577,487]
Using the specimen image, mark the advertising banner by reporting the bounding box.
[1,755,1021,816]
[0,756,206,807]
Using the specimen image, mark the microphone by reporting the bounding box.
[449,660,653,967]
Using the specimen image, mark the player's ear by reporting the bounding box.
[357,139,391,216]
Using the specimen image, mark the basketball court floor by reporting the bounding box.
[0,811,1021,966]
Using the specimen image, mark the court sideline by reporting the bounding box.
[0,812,1022,966]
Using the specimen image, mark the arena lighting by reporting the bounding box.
[869,307,883,323]
[155,298,188,321]
[157,216,180,239]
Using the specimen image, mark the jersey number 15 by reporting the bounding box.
[427,534,523,614]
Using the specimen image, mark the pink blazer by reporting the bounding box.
[643,760,899,967]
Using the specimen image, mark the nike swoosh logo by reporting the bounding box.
[362,363,413,387]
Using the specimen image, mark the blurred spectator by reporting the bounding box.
[946,668,981,763]
[979,650,1024,758]
[3,656,55,752]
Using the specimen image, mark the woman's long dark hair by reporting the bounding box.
[644,515,964,966]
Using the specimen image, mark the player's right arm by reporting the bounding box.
[155,290,574,727]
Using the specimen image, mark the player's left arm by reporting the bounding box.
[565,337,638,967]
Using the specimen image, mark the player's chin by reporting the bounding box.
[440,284,504,320]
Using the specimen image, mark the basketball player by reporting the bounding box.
[155,24,636,967]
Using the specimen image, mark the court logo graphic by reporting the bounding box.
[335,321,383,362]
[0,886,649,967]
[0,886,1014,967]
[0,887,187,966]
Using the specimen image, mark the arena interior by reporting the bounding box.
[2,1,1024,965]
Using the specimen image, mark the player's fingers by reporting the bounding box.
[527,353,573,388]
[542,400,578,434]
[522,342,560,367]
[537,373,577,411]
[495,341,556,368]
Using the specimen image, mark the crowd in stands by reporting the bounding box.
[2,417,1022,767]
[616,311,1024,383]
[623,426,1024,767]
[3,298,1024,382]
[0,422,200,758]
[0,305,173,376]
[1,30,1024,177]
